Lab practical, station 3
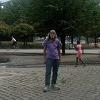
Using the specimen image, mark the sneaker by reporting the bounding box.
[51,85,60,90]
[43,86,49,92]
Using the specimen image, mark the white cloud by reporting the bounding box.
[0,0,10,3]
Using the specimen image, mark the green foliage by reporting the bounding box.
[1,0,100,38]
[0,21,10,35]
[13,22,34,36]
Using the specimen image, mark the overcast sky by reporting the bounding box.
[0,0,10,3]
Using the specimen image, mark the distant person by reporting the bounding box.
[11,36,17,48]
[43,30,61,92]
[75,41,85,67]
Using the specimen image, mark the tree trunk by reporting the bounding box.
[94,35,97,48]
[23,38,26,47]
[61,33,65,55]
[23,35,28,47]
[71,35,73,44]
[86,36,89,44]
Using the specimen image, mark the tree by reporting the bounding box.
[13,22,34,46]
[0,21,10,41]
[1,0,100,50]
[29,0,100,54]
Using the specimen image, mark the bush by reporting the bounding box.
[0,41,43,49]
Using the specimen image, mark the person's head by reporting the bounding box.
[77,41,80,44]
[48,30,57,40]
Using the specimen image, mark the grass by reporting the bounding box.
[0,41,100,49]
[0,41,43,49]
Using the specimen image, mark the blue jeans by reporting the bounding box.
[45,58,59,86]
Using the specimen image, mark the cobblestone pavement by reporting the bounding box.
[0,65,100,100]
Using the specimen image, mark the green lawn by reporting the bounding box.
[0,41,99,49]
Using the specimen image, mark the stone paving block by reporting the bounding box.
[0,66,99,99]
